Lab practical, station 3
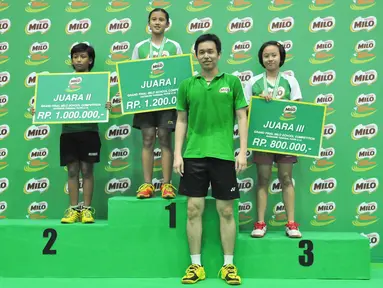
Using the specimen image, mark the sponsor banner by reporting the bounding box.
[116,55,193,114]
[33,72,110,124]
[247,97,326,157]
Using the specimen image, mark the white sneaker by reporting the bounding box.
[285,221,302,238]
[251,221,267,238]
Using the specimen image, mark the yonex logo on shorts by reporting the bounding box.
[88,153,98,156]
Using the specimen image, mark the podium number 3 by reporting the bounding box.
[299,240,314,266]
[43,228,57,255]
[165,203,176,228]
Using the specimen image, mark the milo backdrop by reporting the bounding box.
[0,0,381,262]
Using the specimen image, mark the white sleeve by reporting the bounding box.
[131,44,139,60]
[288,76,302,101]
[243,81,253,105]
[176,42,183,55]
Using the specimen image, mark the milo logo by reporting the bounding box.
[0,124,10,140]
[105,178,131,194]
[106,41,130,65]
[352,147,377,172]
[351,40,376,64]
[237,177,253,193]
[24,125,50,140]
[25,19,51,35]
[311,201,336,226]
[105,124,131,140]
[323,123,336,139]
[310,147,336,172]
[27,201,48,219]
[310,178,337,194]
[361,232,380,249]
[0,42,9,64]
[238,201,253,225]
[0,19,11,34]
[309,16,336,33]
[66,77,82,92]
[268,17,294,33]
[65,18,92,34]
[227,17,253,33]
[352,178,378,195]
[150,62,165,78]
[24,148,49,172]
[106,18,132,34]
[351,70,377,86]
[280,105,297,121]
[0,177,9,194]
[269,178,296,194]
[309,70,336,86]
[351,16,377,32]
[352,202,379,227]
[232,70,253,84]
[0,201,7,218]
[0,94,9,117]
[269,202,287,226]
[352,123,378,140]
[187,17,213,34]
[24,178,50,194]
[105,148,130,172]
[0,71,10,87]
[0,148,8,170]
[110,71,118,87]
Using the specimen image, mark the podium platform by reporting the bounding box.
[0,196,371,280]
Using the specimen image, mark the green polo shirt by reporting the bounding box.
[177,72,248,161]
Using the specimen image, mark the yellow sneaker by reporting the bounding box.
[161,183,176,199]
[81,207,95,223]
[181,264,206,284]
[61,208,81,224]
[137,183,155,199]
[219,264,241,285]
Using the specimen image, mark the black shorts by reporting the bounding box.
[133,109,177,131]
[179,157,240,200]
[60,131,101,166]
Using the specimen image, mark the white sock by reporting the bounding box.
[191,254,201,266]
[224,255,233,266]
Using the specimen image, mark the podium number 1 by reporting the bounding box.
[43,228,57,255]
[165,202,176,228]
[299,240,314,266]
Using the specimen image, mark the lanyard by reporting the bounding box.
[263,72,281,99]
[149,37,166,59]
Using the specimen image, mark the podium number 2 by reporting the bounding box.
[299,240,314,266]
[165,202,176,228]
[43,228,57,255]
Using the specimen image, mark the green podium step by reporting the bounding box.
[0,196,371,279]
[108,196,239,279]
[236,232,371,279]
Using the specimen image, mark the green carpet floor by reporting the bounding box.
[1,264,382,288]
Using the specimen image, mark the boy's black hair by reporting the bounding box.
[258,41,286,68]
[148,8,170,24]
[70,43,95,71]
[194,33,222,55]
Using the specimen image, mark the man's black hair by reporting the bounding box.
[194,34,222,55]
